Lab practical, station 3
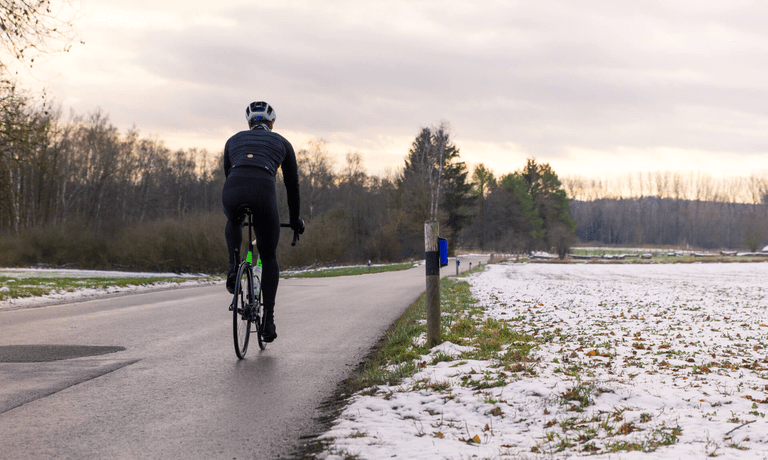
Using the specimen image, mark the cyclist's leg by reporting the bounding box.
[256,220,280,310]
[224,219,243,261]
[255,182,280,341]
[222,181,250,255]
[222,176,252,292]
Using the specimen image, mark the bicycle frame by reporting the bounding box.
[231,207,299,358]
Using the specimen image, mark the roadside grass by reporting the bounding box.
[306,263,541,459]
[282,262,415,279]
[350,263,537,393]
[0,276,215,301]
[351,288,431,390]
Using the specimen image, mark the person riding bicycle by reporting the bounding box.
[222,101,303,343]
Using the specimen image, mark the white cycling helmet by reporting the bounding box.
[246,101,276,124]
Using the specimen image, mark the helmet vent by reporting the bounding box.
[246,101,276,123]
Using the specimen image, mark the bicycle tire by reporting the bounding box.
[233,263,252,358]
[253,273,266,350]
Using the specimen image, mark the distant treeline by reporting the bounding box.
[0,100,577,272]
[7,99,764,273]
[571,197,767,251]
[0,109,222,233]
[564,171,768,251]
[563,171,768,205]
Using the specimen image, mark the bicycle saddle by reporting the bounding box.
[235,205,253,220]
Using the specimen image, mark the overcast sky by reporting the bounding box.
[20,0,768,179]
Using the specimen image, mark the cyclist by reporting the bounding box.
[222,101,303,343]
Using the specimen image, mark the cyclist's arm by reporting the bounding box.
[281,140,301,226]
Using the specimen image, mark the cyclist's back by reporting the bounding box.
[221,101,303,343]
[224,128,294,178]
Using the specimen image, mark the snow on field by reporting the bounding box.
[319,262,768,459]
[0,268,203,279]
[0,268,219,311]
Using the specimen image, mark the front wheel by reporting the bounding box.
[233,263,253,359]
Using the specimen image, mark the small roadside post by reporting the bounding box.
[425,220,441,347]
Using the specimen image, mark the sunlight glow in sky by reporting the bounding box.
[17,0,768,179]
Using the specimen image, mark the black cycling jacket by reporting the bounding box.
[223,126,301,226]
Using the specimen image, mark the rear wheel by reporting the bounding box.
[233,263,252,359]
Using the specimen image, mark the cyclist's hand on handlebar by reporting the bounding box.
[292,218,305,235]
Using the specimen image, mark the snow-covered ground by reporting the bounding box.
[0,268,219,311]
[0,268,203,279]
[319,262,768,459]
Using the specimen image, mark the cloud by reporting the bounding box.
[25,0,768,177]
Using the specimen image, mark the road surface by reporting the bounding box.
[0,257,487,459]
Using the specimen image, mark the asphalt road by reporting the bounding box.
[0,257,487,459]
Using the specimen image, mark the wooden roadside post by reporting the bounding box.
[425,220,440,347]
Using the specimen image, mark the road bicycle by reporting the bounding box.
[229,205,299,359]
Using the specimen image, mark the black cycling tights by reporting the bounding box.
[222,173,280,310]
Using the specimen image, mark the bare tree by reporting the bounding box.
[1,0,79,72]
[296,139,335,221]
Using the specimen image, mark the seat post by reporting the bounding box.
[237,205,255,265]
[247,211,254,258]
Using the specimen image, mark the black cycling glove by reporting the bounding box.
[292,218,305,235]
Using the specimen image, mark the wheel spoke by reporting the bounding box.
[233,264,251,358]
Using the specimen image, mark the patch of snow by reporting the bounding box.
[0,268,200,279]
[429,341,474,358]
[0,268,220,311]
